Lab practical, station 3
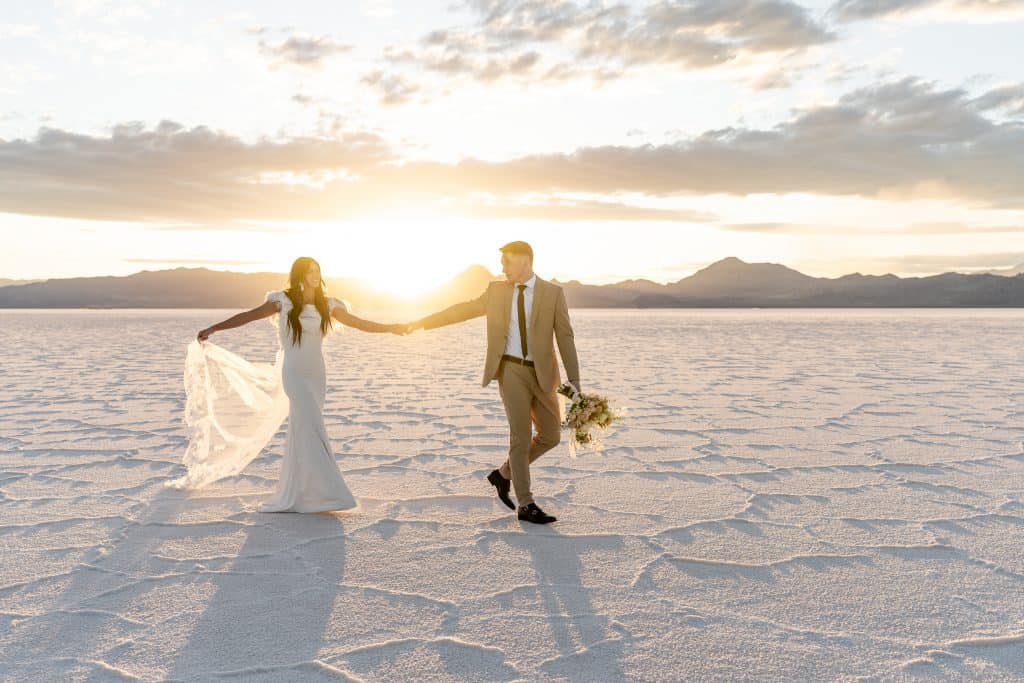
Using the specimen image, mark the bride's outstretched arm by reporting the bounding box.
[197,300,280,341]
[330,307,405,334]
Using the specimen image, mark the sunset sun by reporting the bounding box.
[322,217,493,299]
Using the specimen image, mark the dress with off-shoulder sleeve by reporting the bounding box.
[171,291,356,513]
[257,291,356,512]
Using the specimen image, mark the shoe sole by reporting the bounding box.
[518,515,556,524]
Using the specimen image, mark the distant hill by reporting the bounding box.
[2,258,1024,308]
[554,258,1024,307]
[982,262,1024,277]
[0,266,497,312]
[0,278,44,287]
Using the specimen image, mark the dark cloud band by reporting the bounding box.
[1,78,1021,223]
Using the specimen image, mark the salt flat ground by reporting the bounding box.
[1,309,1022,682]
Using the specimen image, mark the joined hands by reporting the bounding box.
[389,321,423,336]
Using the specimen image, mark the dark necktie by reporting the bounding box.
[517,284,528,359]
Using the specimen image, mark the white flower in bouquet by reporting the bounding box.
[557,383,621,456]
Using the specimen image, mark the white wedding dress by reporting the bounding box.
[168,291,357,513]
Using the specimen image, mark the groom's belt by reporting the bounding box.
[501,354,535,367]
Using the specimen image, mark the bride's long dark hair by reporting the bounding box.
[284,257,332,346]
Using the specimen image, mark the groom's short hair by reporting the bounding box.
[500,241,533,262]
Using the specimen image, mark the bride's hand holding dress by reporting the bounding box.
[172,291,400,513]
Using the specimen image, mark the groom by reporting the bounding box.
[409,241,580,524]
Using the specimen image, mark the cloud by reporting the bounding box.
[374,0,834,90]
[361,70,420,106]
[750,68,797,90]
[2,78,1023,223]
[258,33,352,68]
[0,120,709,223]
[721,221,1024,233]
[576,0,835,64]
[899,222,1024,234]
[0,121,394,222]
[464,0,834,56]
[384,43,549,84]
[829,0,1024,22]
[720,222,803,232]
[382,78,1024,206]
[972,83,1024,116]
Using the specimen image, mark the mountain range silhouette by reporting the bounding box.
[2,258,1023,308]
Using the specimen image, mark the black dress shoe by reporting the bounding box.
[487,469,515,510]
[518,503,557,524]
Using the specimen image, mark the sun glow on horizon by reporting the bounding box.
[346,269,466,300]
[315,217,495,299]
[10,211,1024,286]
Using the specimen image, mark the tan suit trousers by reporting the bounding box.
[497,361,561,507]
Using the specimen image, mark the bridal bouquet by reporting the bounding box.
[557,383,620,456]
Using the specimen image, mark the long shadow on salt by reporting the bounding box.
[0,487,191,680]
[165,508,348,680]
[487,527,631,681]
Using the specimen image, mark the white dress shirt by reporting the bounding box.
[504,274,536,361]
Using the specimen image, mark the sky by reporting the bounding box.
[1,0,1023,294]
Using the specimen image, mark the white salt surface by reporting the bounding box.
[1,308,1022,682]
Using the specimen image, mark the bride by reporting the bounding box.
[169,256,403,513]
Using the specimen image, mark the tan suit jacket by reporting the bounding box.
[419,277,580,393]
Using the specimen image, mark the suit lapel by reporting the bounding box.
[501,281,513,330]
[529,277,545,331]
